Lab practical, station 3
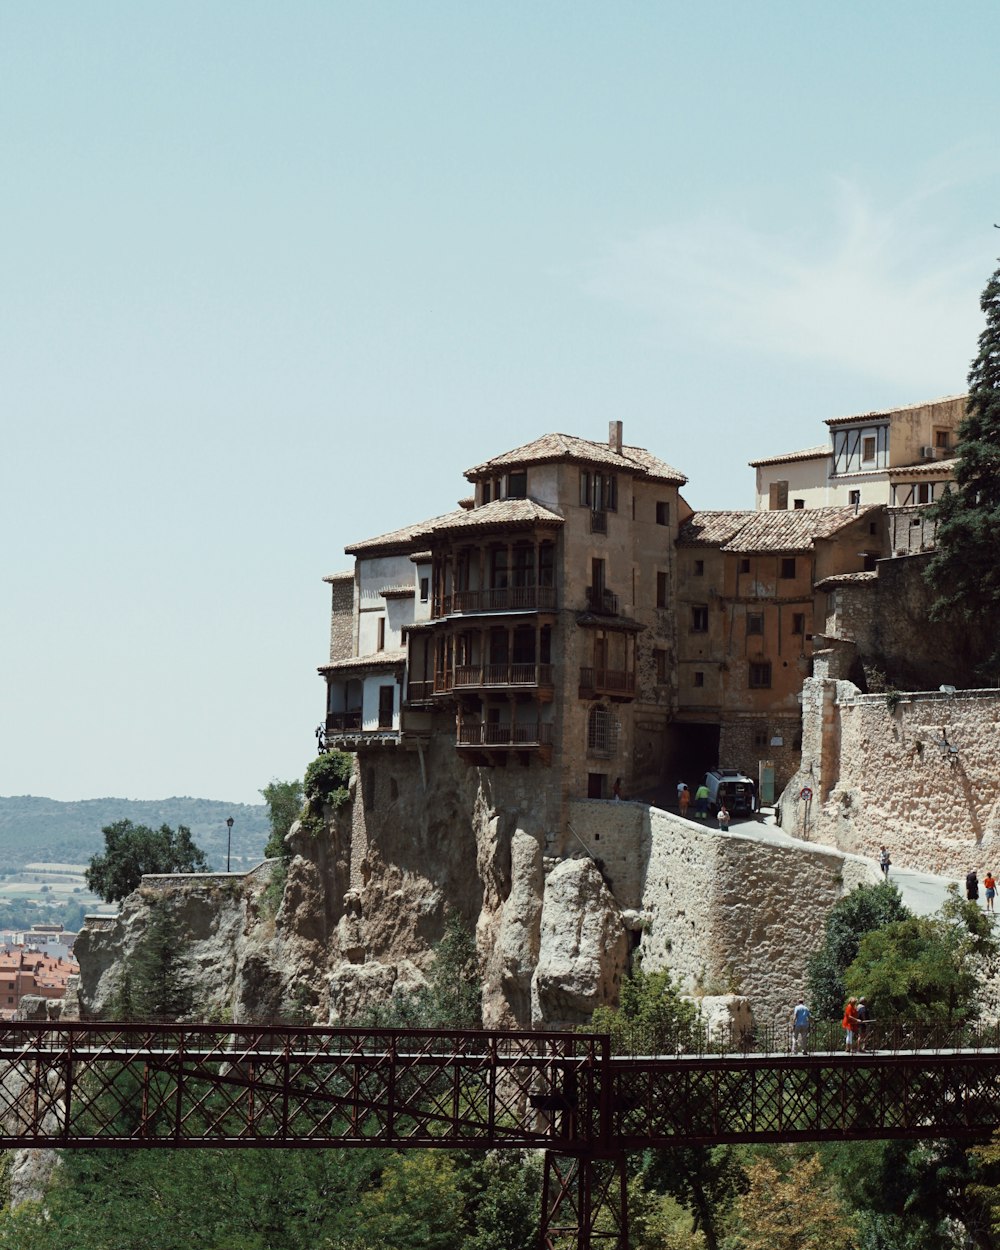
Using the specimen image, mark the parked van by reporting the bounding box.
[704,768,757,817]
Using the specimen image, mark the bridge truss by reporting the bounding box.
[2,1021,999,1247]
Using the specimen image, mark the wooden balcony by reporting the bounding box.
[405,679,435,704]
[433,586,556,618]
[584,587,619,615]
[457,722,554,748]
[578,668,636,698]
[326,711,362,732]
[451,663,554,690]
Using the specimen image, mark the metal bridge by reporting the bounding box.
[2,1021,999,1247]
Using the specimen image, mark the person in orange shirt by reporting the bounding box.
[842,997,860,1052]
[984,872,996,914]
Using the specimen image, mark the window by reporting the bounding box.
[768,480,789,510]
[506,470,527,498]
[580,471,618,512]
[849,490,861,507]
[693,670,705,688]
[753,729,769,748]
[934,428,950,449]
[739,558,751,574]
[656,571,668,608]
[656,500,670,526]
[691,604,708,632]
[378,685,395,728]
[482,480,491,504]
[791,612,806,636]
[377,617,386,651]
[862,436,876,462]
[419,577,429,603]
[655,649,669,683]
[793,499,805,510]
[746,612,764,636]
[693,559,704,576]
[587,705,613,755]
[749,661,772,689]
[916,482,931,504]
[780,558,796,580]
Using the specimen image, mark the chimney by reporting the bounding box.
[609,420,623,455]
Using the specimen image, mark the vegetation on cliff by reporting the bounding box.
[925,256,1000,679]
[85,820,209,903]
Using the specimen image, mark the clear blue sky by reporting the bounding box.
[2,3,998,805]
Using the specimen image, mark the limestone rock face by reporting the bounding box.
[531,858,629,1029]
[75,865,321,1024]
[691,994,753,1045]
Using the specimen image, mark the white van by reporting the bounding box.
[704,768,757,816]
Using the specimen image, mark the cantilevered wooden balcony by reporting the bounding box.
[451,663,554,691]
[578,667,636,698]
[456,722,554,748]
[433,585,556,618]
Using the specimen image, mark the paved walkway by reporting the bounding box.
[642,792,965,919]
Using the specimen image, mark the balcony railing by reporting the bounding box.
[451,663,554,690]
[326,712,362,732]
[433,585,556,617]
[457,722,554,748]
[585,586,619,614]
[590,509,608,534]
[579,667,635,696]
[405,680,434,703]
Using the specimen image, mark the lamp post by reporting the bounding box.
[226,817,234,873]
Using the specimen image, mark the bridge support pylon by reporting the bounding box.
[540,1151,628,1250]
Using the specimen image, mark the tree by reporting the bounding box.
[119,898,195,1021]
[260,778,304,860]
[727,1151,855,1250]
[807,882,910,1019]
[85,820,208,903]
[925,257,1000,677]
[844,887,997,1027]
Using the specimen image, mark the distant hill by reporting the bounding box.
[0,796,271,874]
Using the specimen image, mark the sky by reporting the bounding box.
[2,3,999,806]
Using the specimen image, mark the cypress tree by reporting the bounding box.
[925,256,1000,677]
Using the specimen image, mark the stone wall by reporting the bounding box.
[566,798,876,1023]
[779,677,1000,878]
[327,571,355,662]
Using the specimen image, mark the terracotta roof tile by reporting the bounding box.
[748,445,829,468]
[318,649,407,674]
[815,570,879,590]
[379,585,415,599]
[677,511,755,547]
[429,497,565,536]
[344,510,468,557]
[465,433,686,485]
[681,506,879,554]
[322,570,354,584]
[824,394,967,428]
[890,458,958,477]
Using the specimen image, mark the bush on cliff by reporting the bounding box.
[85,820,209,903]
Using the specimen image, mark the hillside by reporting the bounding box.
[0,795,270,875]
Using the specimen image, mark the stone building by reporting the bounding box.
[319,423,688,810]
[751,394,965,511]
[675,505,888,791]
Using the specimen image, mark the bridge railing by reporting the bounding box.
[607,1017,1000,1058]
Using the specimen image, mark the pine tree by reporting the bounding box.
[925,257,1000,677]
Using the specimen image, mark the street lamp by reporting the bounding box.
[226,817,234,873]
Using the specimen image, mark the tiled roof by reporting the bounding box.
[429,497,565,536]
[815,570,878,590]
[458,496,475,510]
[890,458,958,477]
[824,394,966,427]
[344,510,468,557]
[681,506,879,554]
[409,550,432,563]
[465,433,687,485]
[322,569,354,584]
[748,445,829,468]
[677,511,755,547]
[379,585,415,599]
[318,649,407,674]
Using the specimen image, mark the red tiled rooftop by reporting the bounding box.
[464,433,687,485]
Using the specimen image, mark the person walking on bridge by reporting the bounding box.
[984,871,996,914]
[842,997,859,1052]
[791,998,811,1053]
